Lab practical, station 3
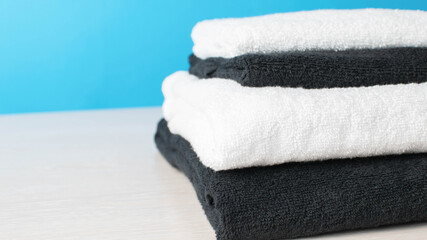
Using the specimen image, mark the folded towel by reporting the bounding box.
[162,71,427,171]
[189,47,427,88]
[155,119,427,240]
[192,9,427,59]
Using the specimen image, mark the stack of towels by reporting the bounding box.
[155,9,427,240]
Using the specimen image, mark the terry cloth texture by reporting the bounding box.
[155,119,427,240]
[162,71,427,171]
[192,9,427,59]
[189,47,427,88]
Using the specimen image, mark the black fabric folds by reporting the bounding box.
[189,47,427,88]
[155,119,427,240]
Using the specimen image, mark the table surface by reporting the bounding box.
[0,107,425,240]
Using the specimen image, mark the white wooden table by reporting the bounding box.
[0,108,425,240]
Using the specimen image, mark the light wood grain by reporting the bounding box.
[0,108,425,240]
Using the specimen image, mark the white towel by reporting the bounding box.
[192,9,427,59]
[162,71,427,171]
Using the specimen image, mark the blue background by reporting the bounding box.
[1,0,426,114]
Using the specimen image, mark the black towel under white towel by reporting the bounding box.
[189,47,427,88]
[155,119,427,240]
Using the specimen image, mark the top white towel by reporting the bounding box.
[192,9,427,59]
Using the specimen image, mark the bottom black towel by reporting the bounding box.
[155,119,427,240]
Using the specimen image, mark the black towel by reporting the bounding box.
[189,47,427,88]
[155,119,427,240]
